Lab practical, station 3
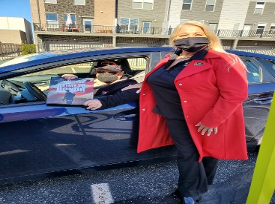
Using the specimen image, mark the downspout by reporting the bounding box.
[36,0,41,28]
[114,0,118,47]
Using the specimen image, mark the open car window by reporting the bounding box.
[1,55,149,105]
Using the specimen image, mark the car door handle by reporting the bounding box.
[253,96,273,105]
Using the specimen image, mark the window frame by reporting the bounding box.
[254,1,265,14]
[64,13,77,26]
[132,0,154,10]
[270,23,275,31]
[208,23,218,31]
[73,0,85,5]
[120,17,139,32]
[205,0,216,12]
[46,13,58,22]
[46,13,59,29]
[142,21,151,34]
[45,0,57,4]
[182,0,192,10]
[256,23,266,34]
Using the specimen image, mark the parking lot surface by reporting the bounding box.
[0,151,274,204]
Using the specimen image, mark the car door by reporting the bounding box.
[240,56,275,150]
[0,51,176,183]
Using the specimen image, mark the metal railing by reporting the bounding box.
[33,23,275,38]
[33,23,171,35]
[0,42,21,60]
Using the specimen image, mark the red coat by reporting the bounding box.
[137,49,248,161]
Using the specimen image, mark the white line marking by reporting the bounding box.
[91,183,114,204]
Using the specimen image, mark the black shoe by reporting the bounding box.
[172,189,202,202]
[195,195,202,202]
[172,189,181,198]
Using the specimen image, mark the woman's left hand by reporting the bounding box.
[83,99,102,110]
[195,122,218,136]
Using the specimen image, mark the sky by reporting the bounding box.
[0,0,32,23]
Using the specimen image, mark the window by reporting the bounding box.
[83,19,92,32]
[242,25,252,36]
[205,0,215,11]
[133,0,153,10]
[270,23,275,30]
[46,13,58,21]
[241,58,262,83]
[254,2,265,14]
[74,0,85,5]
[142,22,151,34]
[241,57,275,83]
[45,0,57,3]
[208,23,218,31]
[268,23,275,34]
[257,58,275,78]
[120,18,139,33]
[182,0,192,10]
[64,14,76,26]
[256,23,266,34]
[46,13,59,28]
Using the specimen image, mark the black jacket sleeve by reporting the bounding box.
[97,88,139,109]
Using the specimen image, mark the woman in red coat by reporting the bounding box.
[137,21,248,204]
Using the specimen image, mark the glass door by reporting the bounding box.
[143,22,151,34]
[83,19,92,33]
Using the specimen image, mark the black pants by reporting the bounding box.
[166,119,218,198]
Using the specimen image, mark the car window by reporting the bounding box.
[10,62,94,91]
[241,59,261,83]
[240,57,275,84]
[128,58,147,72]
[126,57,148,83]
[2,56,149,105]
[256,58,275,78]
[28,62,94,76]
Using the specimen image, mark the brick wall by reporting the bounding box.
[44,0,94,27]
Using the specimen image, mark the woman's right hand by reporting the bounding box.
[61,74,78,80]
[195,122,218,136]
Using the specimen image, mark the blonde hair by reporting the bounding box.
[169,21,225,52]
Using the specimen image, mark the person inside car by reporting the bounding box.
[62,61,139,110]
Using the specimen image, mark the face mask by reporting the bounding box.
[174,37,210,53]
[97,73,118,83]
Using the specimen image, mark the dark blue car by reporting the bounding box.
[0,47,274,183]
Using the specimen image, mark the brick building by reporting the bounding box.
[30,0,275,55]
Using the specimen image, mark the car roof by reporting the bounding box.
[1,47,274,80]
[0,52,62,68]
[0,47,173,74]
[227,50,275,61]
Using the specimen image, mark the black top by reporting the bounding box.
[95,79,139,109]
[147,49,208,120]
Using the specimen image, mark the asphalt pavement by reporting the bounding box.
[0,151,274,204]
